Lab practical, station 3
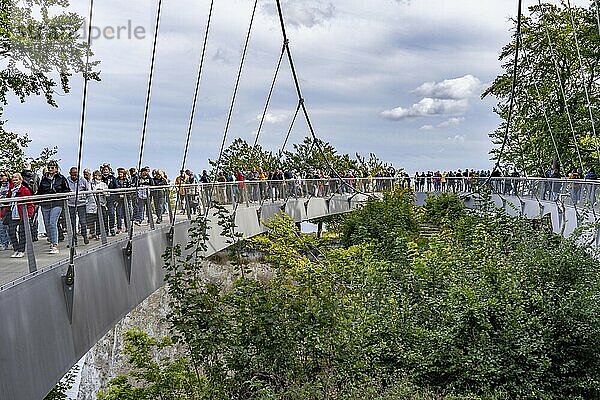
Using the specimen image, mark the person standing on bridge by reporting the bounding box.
[4,173,35,258]
[101,165,118,236]
[67,167,91,246]
[38,160,70,255]
[0,171,10,251]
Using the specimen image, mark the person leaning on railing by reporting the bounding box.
[0,171,10,251]
[3,173,35,258]
[585,168,597,206]
[87,170,109,240]
[37,160,70,255]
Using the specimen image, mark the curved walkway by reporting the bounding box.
[0,190,370,400]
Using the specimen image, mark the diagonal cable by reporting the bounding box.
[197,0,259,267]
[211,0,258,181]
[520,44,564,170]
[280,98,302,153]
[566,0,600,168]
[126,0,164,249]
[66,0,95,285]
[492,0,523,174]
[252,40,287,151]
[538,0,584,172]
[170,0,215,237]
[274,0,373,197]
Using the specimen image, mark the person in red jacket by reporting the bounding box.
[4,173,35,258]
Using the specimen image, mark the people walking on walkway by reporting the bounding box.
[67,167,91,246]
[37,160,70,254]
[4,173,35,258]
[0,171,10,251]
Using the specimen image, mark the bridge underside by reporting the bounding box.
[0,194,366,400]
[415,192,600,244]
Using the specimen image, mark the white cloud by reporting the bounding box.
[212,48,232,64]
[413,75,483,100]
[262,1,335,29]
[381,98,468,120]
[419,117,464,131]
[258,112,288,124]
[438,117,465,128]
[448,134,466,143]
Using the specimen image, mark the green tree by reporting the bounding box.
[209,138,278,175]
[0,0,100,172]
[484,2,600,174]
[283,136,359,176]
[103,189,600,399]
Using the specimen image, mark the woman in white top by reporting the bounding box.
[86,170,109,240]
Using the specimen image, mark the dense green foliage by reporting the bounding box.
[0,0,99,172]
[101,192,600,399]
[422,193,466,227]
[484,2,600,173]
[336,189,419,263]
[209,136,396,178]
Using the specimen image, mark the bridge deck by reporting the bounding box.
[0,215,189,288]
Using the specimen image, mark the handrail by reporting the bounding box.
[0,177,399,205]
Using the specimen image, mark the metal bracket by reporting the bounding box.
[256,208,262,223]
[122,241,132,284]
[62,275,75,324]
[166,227,174,248]
[520,200,526,215]
[62,263,75,324]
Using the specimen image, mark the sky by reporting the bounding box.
[3,0,592,176]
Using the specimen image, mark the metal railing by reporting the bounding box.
[415,176,600,208]
[0,177,404,283]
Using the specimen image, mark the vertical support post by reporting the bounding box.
[184,189,192,220]
[167,189,175,225]
[146,195,155,230]
[124,195,133,233]
[21,204,37,273]
[63,199,75,255]
[96,194,108,245]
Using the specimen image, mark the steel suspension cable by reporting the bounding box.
[274,0,372,196]
[280,99,302,153]
[538,0,584,172]
[202,0,258,223]
[170,0,215,237]
[596,0,600,36]
[566,0,600,168]
[492,0,523,174]
[125,0,164,252]
[66,0,95,286]
[252,40,287,151]
[520,45,564,170]
[211,0,258,181]
[185,0,260,269]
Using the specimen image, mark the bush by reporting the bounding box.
[103,197,600,399]
[422,193,465,227]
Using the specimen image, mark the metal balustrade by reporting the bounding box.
[0,178,403,288]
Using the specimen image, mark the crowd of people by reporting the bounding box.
[2,160,598,260]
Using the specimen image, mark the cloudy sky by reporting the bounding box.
[4,0,590,175]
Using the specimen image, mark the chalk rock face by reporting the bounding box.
[75,257,272,400]
[77,284,172,400]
